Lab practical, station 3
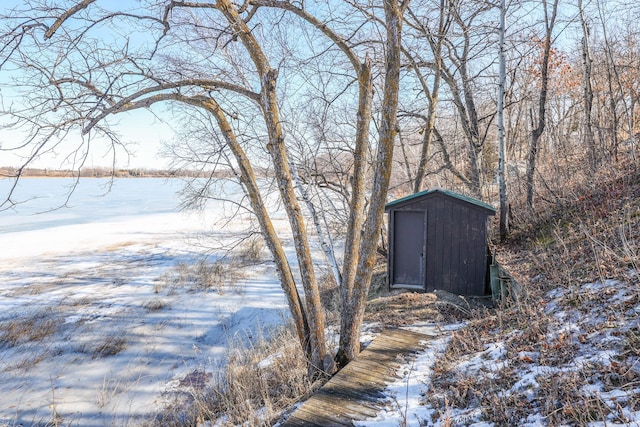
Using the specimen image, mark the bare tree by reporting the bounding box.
[338,0,409,363]
[579,0,597,170]
[403,0,452,194]
[595,0,637,163]
[0,0,409,373]
[525,0,559,210]
[497,0,508,240]
[232,0,410,365]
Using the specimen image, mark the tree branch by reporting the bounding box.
[80,79,259,134]
[44,0,97,40]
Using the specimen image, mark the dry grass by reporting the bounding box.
[365,291,483,328]
[237,236,265,262]
[0,308,62,348]
[424,166,640,425]
[318,271,341,321]
[143,297,170,311]
[155,258,246,295]
[149,322,318,426]
[104,241,138,251]
[424,287,640,424]
[5,282,48,296]
[426,294,554,419]
[72,331,129,360]
[505,164,640,290]
[90,335,128,359]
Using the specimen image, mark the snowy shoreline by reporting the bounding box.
[0,178,293,425]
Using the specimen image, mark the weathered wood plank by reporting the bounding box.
[327,371,388,391]
[375,340,426,354]
[365,331,427,350]
[343,354,399,372]
[285,405,354,427]
[340,360,399,383]
[311,392,379,418]
[281,412,323,427]
[280,328,432,427]
[363,337,424,353]
[317,387,386,407]
[338,363,396,384]
[374,327,428,341]
[320,380,388,404]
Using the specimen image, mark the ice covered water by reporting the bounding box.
[0,177,181,234]
[0,176,290,425]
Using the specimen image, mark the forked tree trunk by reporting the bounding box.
[337,0,406,365]
[38,0,405,376]
[216,0,330,375]
[232,0,383,372]
[262,77,331,375]
[339,58,373,352]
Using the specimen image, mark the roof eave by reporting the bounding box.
[385,188,496,214]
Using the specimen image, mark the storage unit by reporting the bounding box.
[385,189,496,296]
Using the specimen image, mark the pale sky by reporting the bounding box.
[0,2,178,171]
[0,103,177,170]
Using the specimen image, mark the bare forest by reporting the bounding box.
[1,0,640,423]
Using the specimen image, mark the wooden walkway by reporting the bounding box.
[282,328,432,426]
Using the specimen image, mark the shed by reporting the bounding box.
[385,189,496,296]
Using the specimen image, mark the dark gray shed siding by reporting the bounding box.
[385,189,495,296]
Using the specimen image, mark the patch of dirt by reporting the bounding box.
[178,369,212,390]
[365,283,493,327]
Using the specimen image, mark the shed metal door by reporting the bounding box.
[392,210,426,287]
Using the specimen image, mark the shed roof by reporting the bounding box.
[385,188,496,213]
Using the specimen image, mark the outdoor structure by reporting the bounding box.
[385,189,496,296]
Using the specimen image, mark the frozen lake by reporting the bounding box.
[0,176,293,426]
[0,177,250,261]
[0,177,182,234]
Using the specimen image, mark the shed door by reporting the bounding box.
[392,210,426,287]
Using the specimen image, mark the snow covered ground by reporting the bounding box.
[0,178,293,426]
[353,323,463,427]
[6,178,638,427]
[355,278,640,426]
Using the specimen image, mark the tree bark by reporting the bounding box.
[215,0,329,375]
[339,58,373,352]
[497,0,509,241]
[526,0,558,210]
[337,0,407,365]
[579,0,597,170]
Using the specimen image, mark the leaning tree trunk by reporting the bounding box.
[262,76,331,375]
[249,0,383,372]
[216,0,330,376]
[202,98,312,358]
[340,58,373,323]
